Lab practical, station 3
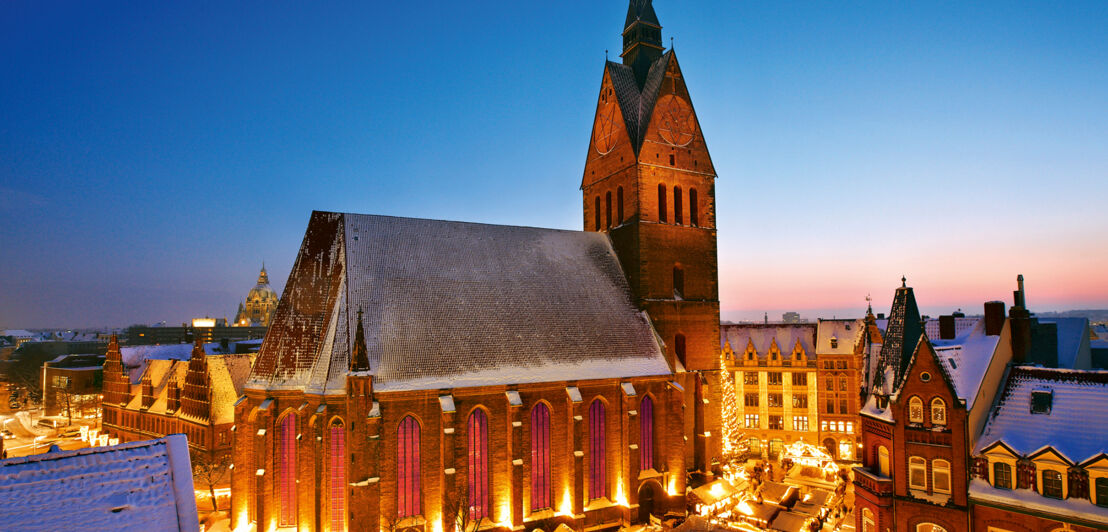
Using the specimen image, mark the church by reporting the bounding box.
[230,2,722,531]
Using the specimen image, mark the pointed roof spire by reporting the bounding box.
[873,278,923,393]
[621,0,664,87]
[351,308,371,372]
[257,264,269,286]
[190,337,206,361]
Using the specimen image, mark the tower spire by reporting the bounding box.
[621,0,664,87]
[351,308,370,372]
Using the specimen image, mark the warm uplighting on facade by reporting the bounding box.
[614,477,630,508]
[557,488,574,517]
[496,504,511,529]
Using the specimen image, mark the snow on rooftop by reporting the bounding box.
[1036,317,1089,369]
[815,319,863,355]
[929,319,1000,410]
[974,367,1108,463]
[970,478,1108,525]
[720,323,817,358]
[249,212,672,394]
[0,435,198,532]
[120,342,219,367]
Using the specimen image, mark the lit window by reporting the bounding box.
[931,398,946,426]
[820,420,828,432]
[846,422,854,434]
[993,462,1012,489]
[878,446,890,477]
[839,440,853,460]
[909,396,924,423]
[277,413,297,527]
[839,376,848,391]
[932,459,951,494]
[792,395,808,409]
[793,416,809,431]
[916,525,947,532]
[862,508,875,532]
[589,400,607,500]
[744,393,759,407]
[768,415,783,430]
[330,420,346,532]
[744,372,758,385]
[397,416,421,517]
[745,414,759,429]
[467,409,489,521]
[768,372,783,385]
[909,456,927,490]
[530,404,551,510]
[748,437,761,454]
[640,396,654,471]
[768,394,783,408]
[1042,470,1063,499]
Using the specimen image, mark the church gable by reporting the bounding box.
[638,53,715,176]
[582,67,638,188]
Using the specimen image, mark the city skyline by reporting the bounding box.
[3,1,1107,328]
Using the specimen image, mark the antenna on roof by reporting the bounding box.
[901,276,907,288]
[605,49,608,61]
[671,36,674,50]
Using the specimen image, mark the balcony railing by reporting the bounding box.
[853,466,893,496]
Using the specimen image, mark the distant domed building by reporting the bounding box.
[233,265,279,327]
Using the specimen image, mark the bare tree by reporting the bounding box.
[443,482,483,532]
[192,452,232,511]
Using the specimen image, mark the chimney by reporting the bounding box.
[984,301,1005,336]
[939,315,956,340]
[1009,275,1032,363]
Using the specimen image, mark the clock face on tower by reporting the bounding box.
[593,97,618,155]
[656,94,695,147]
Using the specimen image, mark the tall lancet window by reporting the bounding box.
[640,396,654,471]
[673,186,683,224]
[467,409,490,521]
[330,419,347,532]
[530,403,552,510]
[398,416,422,517]
[589,399,607,500]
[277,412,297,527]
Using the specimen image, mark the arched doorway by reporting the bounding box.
[637,483,655,524]
[823,438,837,459]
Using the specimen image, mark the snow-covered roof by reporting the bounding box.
[923,317,977,340]
[969,478,1108,525]
[121,342,219,368]
[929,319,1001,410]
[0,434,198,532]
[815,319,863,355]
[974,367,1108,463]
[2,329,35,338]
[720,323,817,359]
[248,212,671,394]
[1036,317,1089,369]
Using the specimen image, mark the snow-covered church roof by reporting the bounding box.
[248,211,671,394]
[0,435,198,532]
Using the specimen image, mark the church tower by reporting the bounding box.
[583,0,721,470]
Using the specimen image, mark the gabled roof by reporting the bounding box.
[929,319,1001,410]
[720,323,817,360]
[974,367,1108,464]
[606,51,671,155]
[248,212,671,394]
[0,435,198,532]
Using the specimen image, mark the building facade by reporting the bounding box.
[41,354,104,419]
[721,324,820,459]
[101,336,255,461]
[234,265,280,327]
[815,314,882,462]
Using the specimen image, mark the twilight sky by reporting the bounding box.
[2,1,1107,328]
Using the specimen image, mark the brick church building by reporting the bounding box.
[230,2,721,531]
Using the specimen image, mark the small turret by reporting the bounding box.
[621,0,664,87]
[351,309,371,372]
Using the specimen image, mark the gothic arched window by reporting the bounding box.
[689,188,698,227]
[397,416,422,518]
[277,412,297,527]
[640,396,654,471]
[909,396,924,423]
[878,446,890,477]
[617,186,624,224]
[675,334,687,368]
[673,186,683,224]
[467,409,489,520]
[657,185,667,223]
[605,191,612,229]
[673,266,684,299]
[931,398,947,425]
[330,419,347,532]
[589,400,607,500]
[594,196,601,231]
[530,403,551,511]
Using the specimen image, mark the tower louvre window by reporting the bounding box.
[673,186,683,224]
[617,186,624,223]
[594,196,602,231]
[605,192,612,229]
[689,188,698,226]
[657,184,667,222]
[672,266,684,299]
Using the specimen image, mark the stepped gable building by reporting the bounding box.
[721,323,820,458]
[583,0,721,470]
[815,310,882,462]
[232,213,689,532]
[235,265,280,327]
[970,367,1108,530]
[102,335,255,460]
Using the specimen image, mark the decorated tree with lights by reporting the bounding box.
[718,346,748,470]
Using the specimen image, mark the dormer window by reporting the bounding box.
[1031,389,1053,414]
[830,337,838,349]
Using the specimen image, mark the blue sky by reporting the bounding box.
[2,1,1106,328]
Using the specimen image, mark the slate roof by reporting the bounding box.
[720,323,817,359]
[873,283,923,394]
[624,0,660,29]
[0,435,198,532]
[929,319,1001,410]
[248,212,671,394]
[974,367,1108,463]
[606,51,671,155]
